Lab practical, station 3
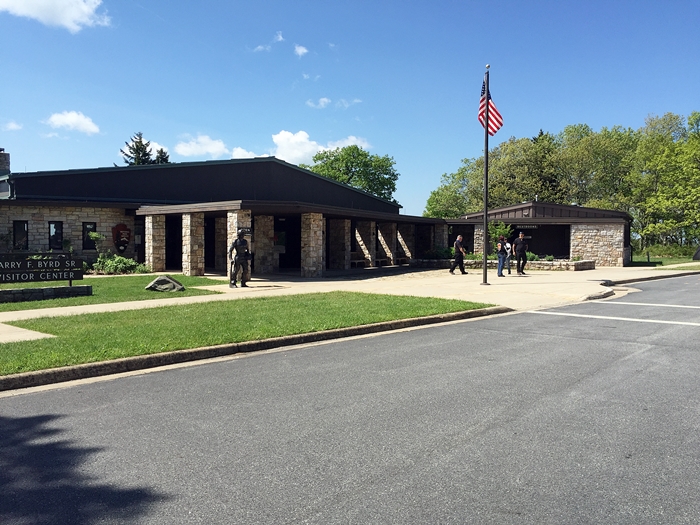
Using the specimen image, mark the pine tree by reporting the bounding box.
[154,148,170,164]
[120,132,155,165]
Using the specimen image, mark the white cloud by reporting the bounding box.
[271,130,321,165]
[294,44,308,57]
[336,98,362,109]
[0,0,110,33]
[327,136,371,150]
[253,31,284,52]
[175,135,229,159]
[306,97,331,109]
[270,130,371,165]
[2,121,22,131]
[45,111,99,134]
[231,146,259,159]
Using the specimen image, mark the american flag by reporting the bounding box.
[478,81,503,136]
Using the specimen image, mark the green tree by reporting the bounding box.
[120,132,169,166]
[154,148,170,164]
[300,145,399,202]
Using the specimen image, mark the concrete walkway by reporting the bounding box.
[1,264,699,391]
[1,264,698,343]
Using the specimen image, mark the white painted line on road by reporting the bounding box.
[529,311,700,327]
[590,300,700,309]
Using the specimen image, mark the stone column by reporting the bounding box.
[182,213,205,276]
[301,212,324,277]
[398,224,415,259]
[434,223,449,250]
[473,225,485,254]
[328,219,351,269]
[227,210,252,278]
[253,215,276,274]
[145,215,166,272]
[214,217,227,272]
[378,222,397,265]
[355,220,376,266]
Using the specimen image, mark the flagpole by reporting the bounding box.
[481,65,490,286]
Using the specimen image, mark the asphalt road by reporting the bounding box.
[1,275,699,524]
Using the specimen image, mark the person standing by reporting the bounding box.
[449,234,468,275]
[504,238,512,275]
[228,229,251,287]
[496,235,508,277]
[513,231,528,275]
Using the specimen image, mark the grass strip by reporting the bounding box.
[0,292,491,376]
[0,274,222,312]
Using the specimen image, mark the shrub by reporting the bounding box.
[91,253,150,274]
[545,255,554,261]
[526,252,539,261]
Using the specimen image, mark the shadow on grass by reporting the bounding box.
[0,414,169,524]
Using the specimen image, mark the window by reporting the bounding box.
[82,222,97,250]
[48,221,63,250]
[13,220,28,250]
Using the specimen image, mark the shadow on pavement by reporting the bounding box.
[0,414,169,525]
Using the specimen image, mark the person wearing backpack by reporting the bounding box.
[496,235,508,277]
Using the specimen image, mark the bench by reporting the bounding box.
[350,252,369,268]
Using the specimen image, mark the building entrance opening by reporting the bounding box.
[275,216,301,269]
[165,215,183,270]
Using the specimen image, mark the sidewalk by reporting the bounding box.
[1,265,698,343]
[1,265,698,391]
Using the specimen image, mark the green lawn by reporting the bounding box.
[0,274,222,312]
[0,292,491,376]
[628,257,695,267]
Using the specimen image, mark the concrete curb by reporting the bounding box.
[602,270,700,287]
[0,306,512,392]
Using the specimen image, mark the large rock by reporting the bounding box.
[145,275,185,292]
[694,246,700,261]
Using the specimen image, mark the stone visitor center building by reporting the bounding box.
[0,149,632,277]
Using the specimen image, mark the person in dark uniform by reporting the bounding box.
[228,229,251,287]
[513,231,529,275]
[449,234,468,275]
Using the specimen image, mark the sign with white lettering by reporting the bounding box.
[0,255,83,283]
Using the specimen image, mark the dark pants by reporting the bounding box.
[450,254,466,274]
[231,258,250,284]
[516,252,527,274]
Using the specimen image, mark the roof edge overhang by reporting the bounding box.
[136,200,440,224]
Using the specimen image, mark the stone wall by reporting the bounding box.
[377,222,397,264]
[0,204,136,261]
[0,285,92,303]
[328,219,351,270]
[182,213,205,276]
[355,220,376,266]
[301,212,323,277]
[570,223,625,267]
[397,224,415,259]
[434,223,449,250]
[253,215,276,274]
[145,215,166,272]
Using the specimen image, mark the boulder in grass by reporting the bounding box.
[145,275,185,292]
[694,246,700,261]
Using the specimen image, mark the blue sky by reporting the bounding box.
[1,0,699,216]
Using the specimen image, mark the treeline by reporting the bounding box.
[424,112,700,248]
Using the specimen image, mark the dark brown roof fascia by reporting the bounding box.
[136,200,442,224]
